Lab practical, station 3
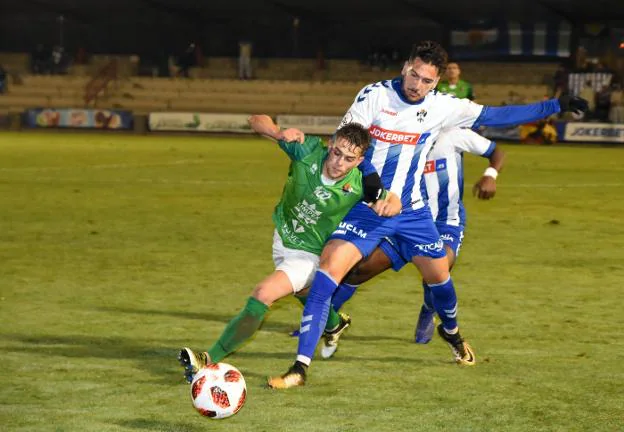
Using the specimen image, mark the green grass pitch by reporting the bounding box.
[0,131,623,431]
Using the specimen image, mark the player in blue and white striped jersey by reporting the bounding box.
[380,127,504,344]
[295,127,504,360]
[288,127,503,357]
[269,40,587,389]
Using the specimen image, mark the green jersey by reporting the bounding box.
[437,79,474,100]
[272,136,364,255]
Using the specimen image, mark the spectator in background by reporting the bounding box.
[520,118,558,145]
[609,83,624,123]
[238,39,253,80]
[31,44,49,74]
[0,64,7,94]
[176,42,197,78]
[436,62,474,100]
[552,63,568,98]
[502,90,526,105]
[50,46,68,74]
[574,46,589,71]
[579,80,596,120]
[594,84,612,122]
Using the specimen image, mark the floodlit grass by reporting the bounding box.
[1,131,623,431]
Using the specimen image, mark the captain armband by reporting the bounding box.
[362,171,387,203]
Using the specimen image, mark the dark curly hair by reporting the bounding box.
[334,123,371,154]
[408,40,449,77]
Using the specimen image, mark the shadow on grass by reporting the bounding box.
[1,304,429,385]
[95,305,408,343]
[2,330,432,385]
[95,305,297,335]
[116,419,203,432]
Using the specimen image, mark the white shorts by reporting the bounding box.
[272,230,319,293]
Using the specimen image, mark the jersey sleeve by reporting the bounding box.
[338,82,384,129]
[438,94,485,130]
[277,135,323,161]
[472,99,561,128]
[357,158,377,176]
[450,128,496,157]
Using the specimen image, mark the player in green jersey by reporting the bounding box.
[436,62,474,100]
[178,115,401,382]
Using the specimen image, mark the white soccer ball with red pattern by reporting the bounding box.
[190,363,247,419]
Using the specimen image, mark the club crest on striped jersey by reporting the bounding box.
[416,109,428,123]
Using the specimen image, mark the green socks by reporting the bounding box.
[206,292,342,363]
[207,296,269,363]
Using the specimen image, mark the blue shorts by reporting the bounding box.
[378,222,465,272]
[436,222,465,258]
[329,202,446,263]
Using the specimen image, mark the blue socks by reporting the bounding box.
[331,282,358,312]
[422,281,434,311]
[428,276,458,331]
[296,270,338,365]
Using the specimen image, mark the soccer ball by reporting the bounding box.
[190,363,247,419]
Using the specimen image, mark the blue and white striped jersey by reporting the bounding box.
[423,128,495,226]
[340,77,559,210]
[340,78,483,210]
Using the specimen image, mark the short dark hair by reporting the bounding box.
[408,40,449,77]
[334,123,370,154]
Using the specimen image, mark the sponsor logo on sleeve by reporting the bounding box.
[339,112,353,128]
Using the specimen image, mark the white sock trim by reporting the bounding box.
[318,269,338,286]
[296,355,311,366]
[428,276,451,287]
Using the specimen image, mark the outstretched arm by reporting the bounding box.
[472,147,505,200]
[472,96,588,129]
[248,115,305,143]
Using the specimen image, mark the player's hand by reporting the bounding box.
[558,95,589,116]
[472,176,496,200]
[369,191,402,217]
[280,128,305,143]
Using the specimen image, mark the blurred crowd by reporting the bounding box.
[29,44,71,75]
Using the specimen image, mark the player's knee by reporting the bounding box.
[318,261,348,284]
[420,265,450,285]
[343,264,366,285]
[344,256,390,285]
[251,283,278,306]
[444,246,457,270]
[318,239,362,281]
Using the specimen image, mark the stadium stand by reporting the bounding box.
[0,53,554,116]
